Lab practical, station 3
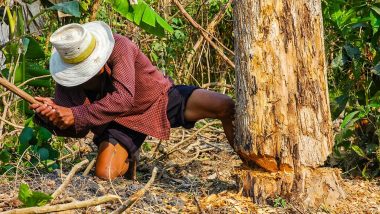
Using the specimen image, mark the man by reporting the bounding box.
[30,21,235,180]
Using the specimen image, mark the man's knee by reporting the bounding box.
[95,141,129,180]
[217,96,235,120]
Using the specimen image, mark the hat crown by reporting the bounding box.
[50,23,95,63]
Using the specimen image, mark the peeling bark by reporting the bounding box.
[234,0,344,208]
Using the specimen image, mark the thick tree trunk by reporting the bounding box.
[233,0,345,208]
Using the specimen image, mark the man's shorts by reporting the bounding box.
[93,85,199,154]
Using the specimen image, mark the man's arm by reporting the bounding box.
[71,54,137,133]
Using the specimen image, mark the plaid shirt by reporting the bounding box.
[42,34,173,139]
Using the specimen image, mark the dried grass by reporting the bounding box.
[0,119,379,213]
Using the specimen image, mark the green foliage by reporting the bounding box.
[18,183,52,207]
[49,1,81,17]
[142,142,152,152]
[324,0,380,178]
[273,196,287,208]
[106,0,173,37]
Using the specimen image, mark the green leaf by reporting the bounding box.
[341,111,360,128]
[141,21,164,37]
[351,145,367,158]
[344,44,361,60]
[0,150,11,163]
[18,183,52,207]
[330,94,349,120]
[24,116,35,128]
[372,6,380,16]
[133,2,147,25]
[142,7,156,27]
[372,62,380,76]
[37,148,50,160]
[107,0,172,36]
[49,1,81,17]
[16,6,25,37]
[18,127,35,154]
[25,37,45,60]
[156,15,174,33]
[37,127,52,144]
[22,38,30,55]
[14,66,23,84]
[26,63,50,77]
[19,127,34,147]
[18,183,32,205]
[28,192,52,207]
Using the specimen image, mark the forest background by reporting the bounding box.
[0,0,379,211]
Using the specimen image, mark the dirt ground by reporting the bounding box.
[0,121,379,213]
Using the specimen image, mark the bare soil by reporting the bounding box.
[0,120,379,213]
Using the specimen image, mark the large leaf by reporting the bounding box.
[106,0,173,37]
[133,2,147,25]
[49,1,81,17]
[142,6,156,27]
[25,37,45,60]
[26,63,50,77]
[156,15,173,33]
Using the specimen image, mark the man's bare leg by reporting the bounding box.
[184,89,235,148]
[95,141,130,180]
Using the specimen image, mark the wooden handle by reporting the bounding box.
[0,76,42,105]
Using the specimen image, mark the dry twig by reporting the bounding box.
[2,195,120,214]
[82,158,96,176]
[111,167,158,214]
[155,121,219,161]
[173,0,235,69]
[51,159,89,200]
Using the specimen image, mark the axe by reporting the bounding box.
[0,75,43,105]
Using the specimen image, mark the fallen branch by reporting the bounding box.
[2,195,120,214]
[110,167,158,214]
[51,159,89,200]
[0,116,23,129]
[155,121,219,161]
[82,158,96,176]
[173,0,235,69]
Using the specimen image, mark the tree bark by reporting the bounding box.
[234,0,345,208]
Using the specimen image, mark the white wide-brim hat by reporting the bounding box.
[49,21,115,87]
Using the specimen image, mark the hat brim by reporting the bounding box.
[49,21,115,87]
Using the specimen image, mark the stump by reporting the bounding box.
[237,167,345,208]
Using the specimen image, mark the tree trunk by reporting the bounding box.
[233,0,345,208]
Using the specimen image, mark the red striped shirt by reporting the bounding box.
[53,34,173,139]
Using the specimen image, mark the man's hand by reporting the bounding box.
[29,97,75,130]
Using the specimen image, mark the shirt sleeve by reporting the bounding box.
[70,53,137,133]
